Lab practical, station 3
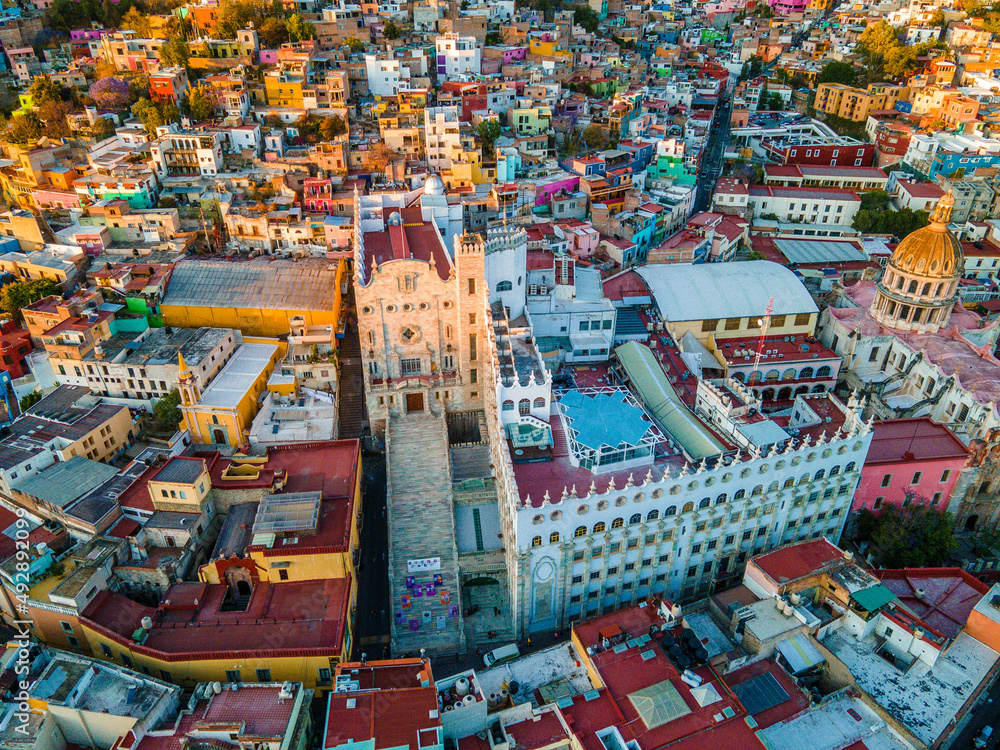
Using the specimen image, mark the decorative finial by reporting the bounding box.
[930,190,955,225]
[626,473,634,487]
[589,479,597,496]
[645,468,654,485]
[607,475,616,491]
[570,484,578,499]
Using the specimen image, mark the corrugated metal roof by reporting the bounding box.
[636,261,818,322]
[776,633,826,675]
[851,584,897,612]
[163,259,339,311]
[614,342,726,461]
[13,456,119,508]
[774,239,867,264]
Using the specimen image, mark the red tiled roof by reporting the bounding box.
[874,568,987,638]
[896,180,944,199]
[865,418,969,465]
[751,538,846,584]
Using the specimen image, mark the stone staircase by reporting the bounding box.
[387,411,465,656]
[550,419,570,458]
[337,316,366,441]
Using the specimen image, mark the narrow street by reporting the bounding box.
[694,85,735,214]
[351,452,391,661]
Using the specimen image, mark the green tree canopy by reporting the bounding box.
[573,5,600,32]
[859,189,890,212]
[344,36,366,53]
[0,279,60,322]
[120,6,151,36]
[582,123,607,150]
[4,112,43,145]
[132,97,181,136]
[158,37,190,68]
[28,74,64,107]
[852,206,929,237]
[286,13,314,41]
[319,114,347,139]
[383,19,400,39]
[476,118,502,154]
[36,100,74,139]
[817,60,857,86]
[152,390,182,431]
[858,504,957,568]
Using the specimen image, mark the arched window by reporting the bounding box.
[752,485,764,496]
[765,369,780,381]
[531,536,542,548]
[816,365,832,377]
[664,507,676,517]
[799,473,810,484]
[549,532,560,543]
[782,368,797,380]
[733,371,746,382]
[734,489,746,499]
[699,497,710,509]
[682,502,694,513]
[799,366,814,379]
[845,461,856,472]
[574,526,587,538]
[908,280,918,294]
[533,397,545,409]
[716,493,727,504]
[611,517,624,529]
[496,280,513,292]
[630,513,642,525]
[814,469,825,481]
[830,465,840,476]
[922,282,932,295]
[518,399,530,415]
[783,478,795,489]
[593,521,606,534]
[502,400,515,411]
[647,510,660,521]
[768,481,779,493]
[170,490,177,498]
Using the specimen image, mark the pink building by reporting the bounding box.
[302,177,335,212]
[769,0,807,13]
[854,417,969,514]
[32,187,81,210]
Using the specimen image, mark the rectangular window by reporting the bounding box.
[60,621,74,633]
[590,571,601,580]
[725,317,740,331]
[572,574,583,584]
[468,278,476,295]
[933,492,942,505]
[469,334,477,361]
[771,315,787,327]
[102,643,113,657]
[794,313,811,326]
[400,358,421,375]
[121,654,133,668]
[257,668,271,681]
[160,670,171,681]
[319,668,332,683]
[873,497,884,509]
[707,539,718,550]
[941,469,951,483]
[67,635,79,648]
[278,569,289,580]
[226,670,241,683]
[701,319,717,332]
[881,473,892,487]
[912,471,922,485]
[470,369,478,384]
[692,543,702,554]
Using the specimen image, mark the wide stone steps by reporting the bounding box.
[337,317,365,441]
[387,412,464,655]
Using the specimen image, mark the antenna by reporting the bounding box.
[752,296,773,381]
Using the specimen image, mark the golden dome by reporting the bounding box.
[888,191,963,279]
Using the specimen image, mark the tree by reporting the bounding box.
[383,19,400,40]
[574,5,600,33]
[756,84,769,111]
[257,16,288,47]
[89,77,132,111]
[286,13,314,41]
[19,390,42,411]
[185,84,218,121]
[581,123,607,150]
[860,504,957,568]
[364,142,398,173]
[92,116,116,141]
[121,6,151,37]
[36,100,74,138]
[217,0,272,39]
[28,74,63,107]
[766,92,783,111]
[158,37,189,68]
[476,118,502,154]
[319,114,347,139]
[853,206,929,237]
[132,97,181,136]
[0,279,59,322]
[4,112,43,144]
[817,60,857,86]
[152,390,182,431]
[344,36,366,53]
[859,189,890,212]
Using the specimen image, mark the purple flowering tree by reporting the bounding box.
[88,77,131,111]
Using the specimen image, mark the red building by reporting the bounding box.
[0,320,32,379]
[148,66,190,107]
[854,417,969,515]
[873,122,914,167]
[763,139,877,168]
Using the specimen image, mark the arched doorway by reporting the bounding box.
[966,514,979,532]
[213,428,226,444]
[461,574,510,643]
[237,579,252,596]
[777,387,792,401]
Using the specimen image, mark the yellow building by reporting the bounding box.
[78,576,353,689]
[160,258,345,338]
[264,72,306,108]
[178,343,282,447]
[814,83,907,122]
[198,441,363,592]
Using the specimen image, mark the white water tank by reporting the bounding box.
[141,617,153,630]
[789,592,801,606]
[212,682,222,694]
[455,677,470,696]
[463,694,476,706]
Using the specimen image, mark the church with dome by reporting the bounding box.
[819,191,1000,524]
